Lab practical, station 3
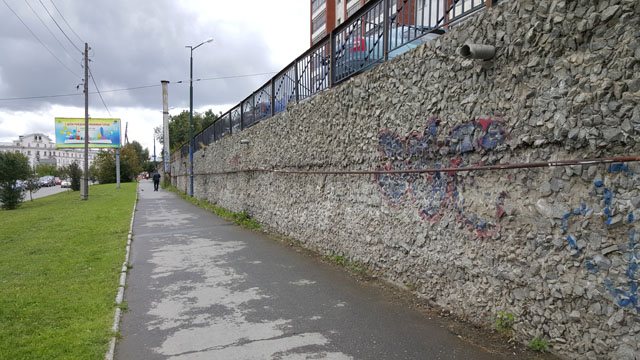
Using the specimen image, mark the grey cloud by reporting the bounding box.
[0,0,281,113]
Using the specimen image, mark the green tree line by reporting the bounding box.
[155,109,219,153]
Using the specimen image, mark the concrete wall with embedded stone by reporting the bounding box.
[171,0,640,358]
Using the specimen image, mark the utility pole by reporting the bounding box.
[81,42,89,200]
[161,80,170,178]
[153,137,157,170]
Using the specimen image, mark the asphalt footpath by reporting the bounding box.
[116,180,506,360]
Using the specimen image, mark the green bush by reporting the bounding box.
[0,186,24,210]
[0,152,30,210]
[494,312,515,334]
[528,335,549,352]
[65,162,82,191]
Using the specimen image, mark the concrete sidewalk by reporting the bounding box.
[116,180,505,359]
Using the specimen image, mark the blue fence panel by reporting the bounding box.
[231,106,241,133]
[242,96,257,128]
[202,122,215,146]
[254,83,272,122]
[273,65,296,114]
[297,38,330,101]
[333,1,385,84]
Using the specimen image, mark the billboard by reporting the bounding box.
[55,118,121,148]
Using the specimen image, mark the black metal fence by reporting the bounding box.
[178,0,493,157]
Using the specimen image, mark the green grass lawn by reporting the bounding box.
[0,183,136,359]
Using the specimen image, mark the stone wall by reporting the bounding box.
[171,0,640,358]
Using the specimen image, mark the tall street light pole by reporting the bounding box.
[186,37,213,198]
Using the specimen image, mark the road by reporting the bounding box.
[24,185,70,200]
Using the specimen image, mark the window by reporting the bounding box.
[28,151,31,155]
[347,3,362,18]
[312,11,326,33]
[311,0,324,13]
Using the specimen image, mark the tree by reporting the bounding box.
[142,161,155,174]
[128,140,150,166]
[24,168,40,201]
[167,110,219,152]
[35,164,59,177]
[60,162,82,191]
[0,152,31,210]
[120,145,141,182]
[202,109,218,129]
[91,145,142,184]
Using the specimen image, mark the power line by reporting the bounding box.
[0,92,80,101]
[88,66,113,118]
[24,0,80,65]
[0,71,279,101]
[48,0,83,44]
[37,0,82,54]
[2,0,80,78]
[175,71,277,84]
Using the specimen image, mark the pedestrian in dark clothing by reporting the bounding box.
[153,171,161,191]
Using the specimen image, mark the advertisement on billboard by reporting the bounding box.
[55,118,121,148]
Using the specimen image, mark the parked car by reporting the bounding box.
[12,180,26,191]
[54,177,61,185]
[38,176,55,187]
[60,179,71,188]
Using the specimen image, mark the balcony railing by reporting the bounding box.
[177,0,494,158]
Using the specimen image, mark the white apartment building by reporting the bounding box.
[0,133,97,168]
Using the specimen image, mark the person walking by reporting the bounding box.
[153,171,161,191]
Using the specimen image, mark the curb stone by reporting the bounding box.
[105,184,138,360]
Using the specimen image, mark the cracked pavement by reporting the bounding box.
[115,180,505,359]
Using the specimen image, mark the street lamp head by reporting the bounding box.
[189,37,214,51]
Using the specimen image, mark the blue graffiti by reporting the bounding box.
[378,131,407,159]
[562,203,591,234]
[564,166,640,312]
[608,163,631,174]
[375,117,508,235]
[567,235,581,254]
[604,231,639,310]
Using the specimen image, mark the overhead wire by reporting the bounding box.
[48,0,83,44]
[175,71,277,84]
[24,0,80,65]
[2,0,80,78]
[37,0,82,54]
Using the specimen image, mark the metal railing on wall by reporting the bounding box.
[178,0,494,157]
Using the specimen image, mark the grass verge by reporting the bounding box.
[0,183,136,360]
[164,184,262,230]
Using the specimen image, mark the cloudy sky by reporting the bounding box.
[0,0,310,153]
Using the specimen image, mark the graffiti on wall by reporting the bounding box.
[564,164,639,312]
[375,117,508,236]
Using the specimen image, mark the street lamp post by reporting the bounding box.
[186,37,213,198]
